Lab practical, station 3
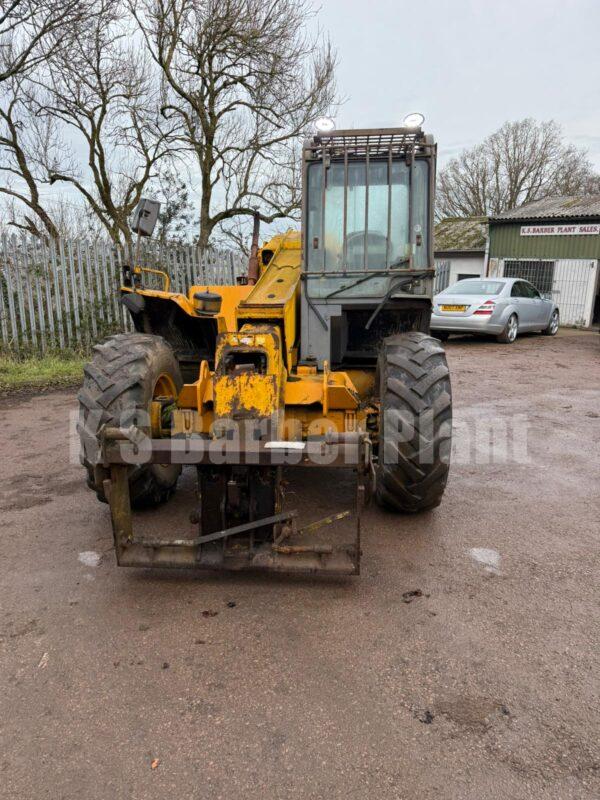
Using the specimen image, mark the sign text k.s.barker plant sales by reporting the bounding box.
[521,224,600,236]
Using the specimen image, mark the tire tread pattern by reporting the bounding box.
[78,333,182,508]
[377,332,452,513]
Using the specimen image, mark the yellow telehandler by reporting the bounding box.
[78,124,451,576]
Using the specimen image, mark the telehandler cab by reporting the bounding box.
[78,123,452,576]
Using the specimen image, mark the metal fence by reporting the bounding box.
[434,259,450,293]
[502,259,556,296]
[0,235,246,355]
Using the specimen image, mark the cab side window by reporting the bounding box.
[511,282,525,298]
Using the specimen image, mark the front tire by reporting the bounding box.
[376,332,452,513]
[78,333,182,508]
[497,313,518,344]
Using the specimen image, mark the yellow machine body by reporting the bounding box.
[90,126,448,577]
[126,230,376,444]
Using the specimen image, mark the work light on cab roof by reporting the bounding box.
[313,116,336,133]
[403,112,425,128]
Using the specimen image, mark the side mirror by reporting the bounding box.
[131,198,161,237]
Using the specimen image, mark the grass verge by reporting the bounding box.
[0,353,85,395]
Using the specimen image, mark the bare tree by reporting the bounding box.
[0,0,85,83]
[130,0,336,250]
[149,165,196,243]
[436,119,600,219]
[583,172,600,194]
[0,73,67,238]
[0,0,89,239]
[38,1,175,252]
[46,196,106,240]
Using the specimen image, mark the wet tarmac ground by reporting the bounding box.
[1,329,599,799]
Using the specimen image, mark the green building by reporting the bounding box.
[488,196,600,327]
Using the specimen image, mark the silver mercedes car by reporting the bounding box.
[430,277,560,344]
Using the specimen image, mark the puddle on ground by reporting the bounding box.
[78,551,101,568]
[469,547,500,574]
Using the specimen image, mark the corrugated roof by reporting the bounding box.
[492,195,600,221]
[434,216,488,252]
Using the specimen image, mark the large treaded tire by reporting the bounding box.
[78,333,182,508]
[376,332,452,513]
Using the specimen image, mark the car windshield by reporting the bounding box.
[443,280,504,296]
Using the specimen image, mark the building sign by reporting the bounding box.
[521,223,600,236]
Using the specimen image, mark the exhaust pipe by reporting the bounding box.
[247,212,260,285]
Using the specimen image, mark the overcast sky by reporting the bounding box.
[317,0,600,168]
[19,0,600,218]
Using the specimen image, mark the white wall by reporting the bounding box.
[447,254,485,286]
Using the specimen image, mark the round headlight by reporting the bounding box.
[403,112,425,128]
[314,116,336,134]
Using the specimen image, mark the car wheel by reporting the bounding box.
[497,313,518,344]
[543,309,559,336]
[435,331,450,342]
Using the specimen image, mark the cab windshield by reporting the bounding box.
[306,159,429,271]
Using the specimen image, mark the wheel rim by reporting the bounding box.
[507,315,517,341]
[151,373,177,445]
[550,311,559,334]
[153,372,177,399]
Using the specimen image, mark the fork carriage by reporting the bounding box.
[101,427,370,575]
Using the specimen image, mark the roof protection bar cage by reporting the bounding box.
[304,127,435,160]
[302,127,437,274]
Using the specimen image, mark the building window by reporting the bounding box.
[503,260,555,295]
